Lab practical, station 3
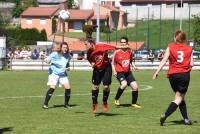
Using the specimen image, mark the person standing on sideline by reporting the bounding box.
[112,37,141,108]
[85,39,115,114]
[43,42,72,109]
[153,30,193,126]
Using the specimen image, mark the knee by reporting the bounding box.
[120,81,127,89]
[130,82,138,91]
[93,85,99,90]
[103,85,110,91]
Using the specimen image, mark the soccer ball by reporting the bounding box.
[59,10,70,21]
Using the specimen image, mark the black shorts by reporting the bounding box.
[116,72,136,85]
[169,72,190,94]
[92,63,112,86]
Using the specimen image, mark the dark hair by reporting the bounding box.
[61,42,69,53]
[86,38,95,45]
[175,30,186,43]
[120,36,128,43]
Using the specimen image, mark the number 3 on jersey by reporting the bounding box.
[177,51,184,63]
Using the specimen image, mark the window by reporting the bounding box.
[112,1,115,7]
[40,18,46,25]
[101,1,105,5]
[26,18,32,25]
[177,3,183,8]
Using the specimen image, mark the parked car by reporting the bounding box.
[193,50,200,59]
[134,50,148,60]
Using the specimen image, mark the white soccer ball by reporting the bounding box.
[59,10,70,20]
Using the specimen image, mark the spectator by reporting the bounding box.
[31,49,39,59]
[20,47,29,59]
[14,48,21,59]
[147,49,155,63]
[157,50,164,61]
[39,50,47,59]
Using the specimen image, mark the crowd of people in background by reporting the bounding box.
[6,47,49,60]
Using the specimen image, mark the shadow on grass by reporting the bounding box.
[94,112,124,117]
[167,120,198,126]
[117,104,131,108]
[50,104,78,108]
[0,127,13,134]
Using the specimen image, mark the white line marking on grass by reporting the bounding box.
[0,84,152,100]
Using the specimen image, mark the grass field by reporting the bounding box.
[0,70,200,134]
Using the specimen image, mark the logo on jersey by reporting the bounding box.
[122,60,130,67]
[95,54,103,62]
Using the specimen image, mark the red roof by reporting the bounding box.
[55,9,94,20]
[21,7,59,17]
[68,41,144,51]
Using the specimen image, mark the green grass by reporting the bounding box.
[63,20,194,49]
[0,70,199,134]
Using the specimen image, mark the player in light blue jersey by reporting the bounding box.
[43,42,72,109]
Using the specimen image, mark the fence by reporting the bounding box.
[101,3,200,50]
[5,59,200,71]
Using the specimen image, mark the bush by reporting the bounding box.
[6,27,47,47]
[100,25,111,33]
[82,25,97,39]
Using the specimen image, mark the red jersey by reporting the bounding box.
[167,43,192,77]
[113,49,133,73]
[87,48,110,70]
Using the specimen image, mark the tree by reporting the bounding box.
[82,25,97,39]
[193,14,200,48]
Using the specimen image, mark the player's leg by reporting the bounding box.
[61,77,71,108]
[178,72,192,125]
[130,81,141,108]
[102,64,112,112]
[160,91,183,126]
[91,69,101,113]
[115,73,127,106]
[43,74,58,109]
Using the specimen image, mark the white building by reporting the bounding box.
[78,0,121,9]
[120,0,200,22]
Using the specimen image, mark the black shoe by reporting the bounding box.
[184,118,192,125]
[64,104,72,109]
[160,114,166,126]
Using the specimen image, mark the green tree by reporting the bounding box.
[193,14,200,48]
[82,25,97,39]
[67,0,75,9]
[40,29,47,41]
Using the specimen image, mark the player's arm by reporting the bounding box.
[153,47,170,80]
[112,51,117,76]
[190,53,194,68]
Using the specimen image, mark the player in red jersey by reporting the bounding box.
[112,37,141,108]
[85,39,115,114]
[153,30,193,126]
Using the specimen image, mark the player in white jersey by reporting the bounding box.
[43,42,72,109]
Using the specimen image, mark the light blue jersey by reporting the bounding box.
[47,52,71,76]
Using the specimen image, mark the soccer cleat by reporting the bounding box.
[102,102,108,112]
[92,104,98,114]
[131,104,142,109]
[160,114,166,126]
[43,105,48,109]
[184,118,192,125]
[64,104,72,109]
[114,100,120,106]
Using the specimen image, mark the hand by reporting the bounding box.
[152,73,158,80]
[91,63,95,68]
[66,67,70,71]
[113,72,117,77]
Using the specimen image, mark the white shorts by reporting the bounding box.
[47,73,69,87]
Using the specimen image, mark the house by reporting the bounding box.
[20,7,59,37]
[92,3,127,30]
[120,0,200,22]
